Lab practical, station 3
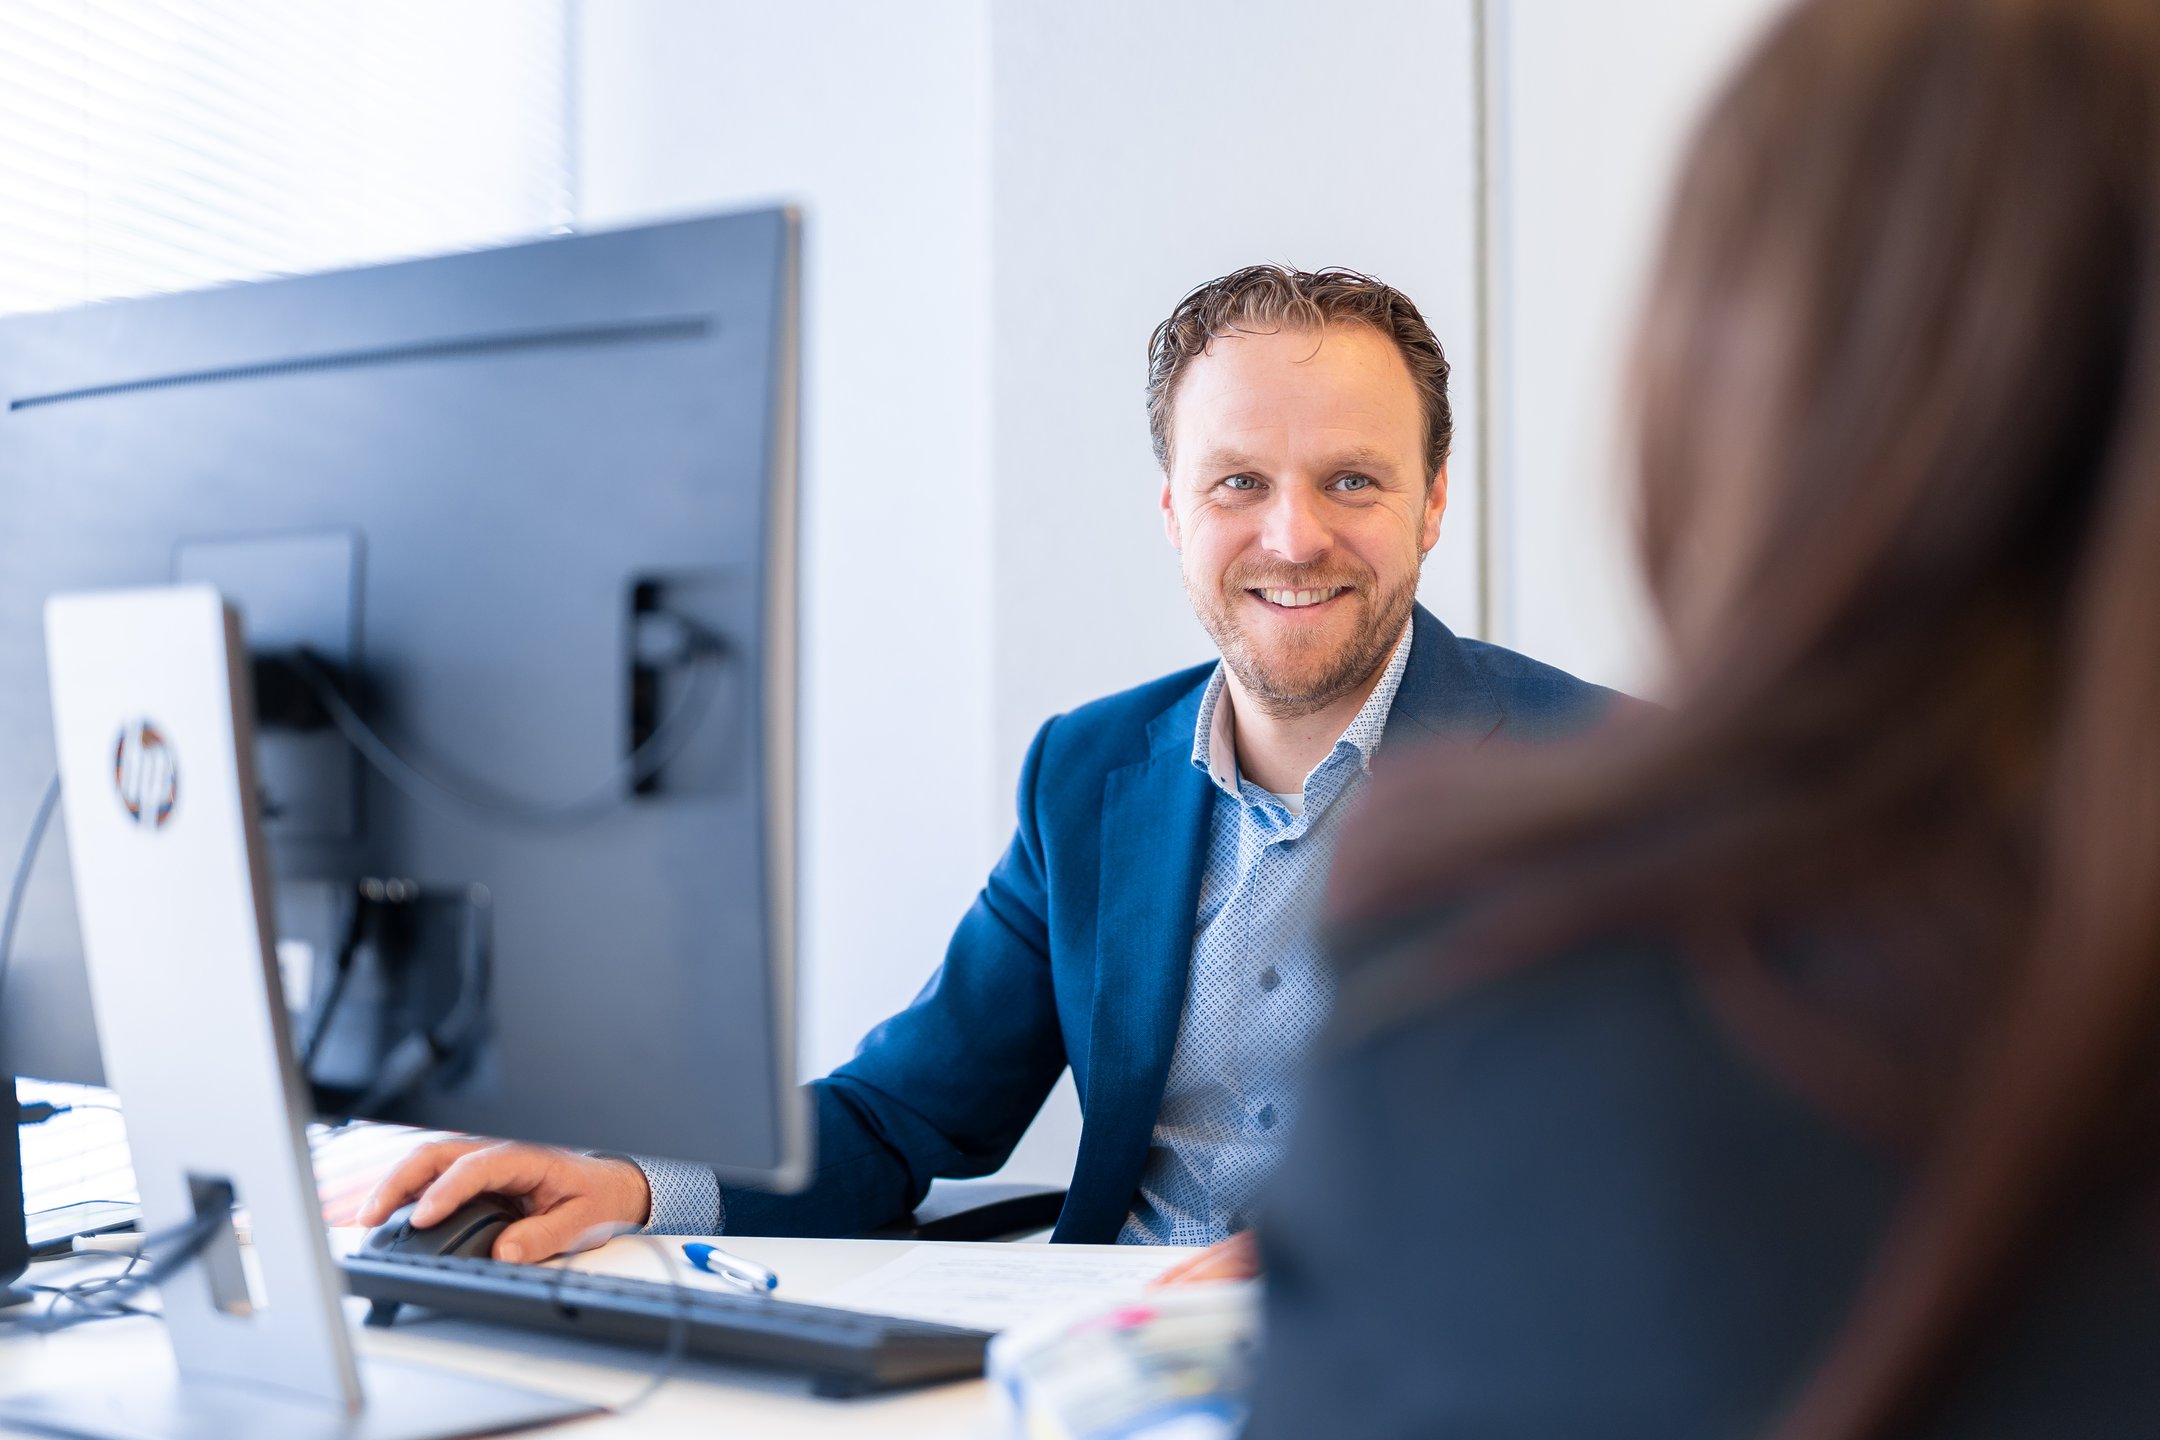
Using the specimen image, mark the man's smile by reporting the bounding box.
[1250,585,1351,612]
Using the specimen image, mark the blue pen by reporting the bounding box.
[682,1242,779,1294]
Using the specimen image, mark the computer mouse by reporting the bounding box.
[361,1193,525,1261]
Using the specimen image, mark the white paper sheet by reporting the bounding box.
[819,1244,1191,1333]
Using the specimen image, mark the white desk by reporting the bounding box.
[0,1233,1188,1438]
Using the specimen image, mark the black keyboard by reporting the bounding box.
[340,1249,990,1398]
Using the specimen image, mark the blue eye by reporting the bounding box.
[1335,473,1374,492]
[1222,474,1260,491]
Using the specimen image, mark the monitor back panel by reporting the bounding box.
[0,212,802,1184]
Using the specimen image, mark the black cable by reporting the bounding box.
[24,1197,135,1219]
[2,1202,228,1335]
[19,1279,154,1318]
[51,1202,224,1327]
[17,1101,122,1125]
[0,772,61,1012]
[285,631,725,829]
[299,886,376,1074]
[602,976,703,1413]
[618,1277,690,1414]
[574,1233,690,1415]
[346,885,493,1119]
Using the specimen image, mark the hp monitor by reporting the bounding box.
[0,208,805,1184]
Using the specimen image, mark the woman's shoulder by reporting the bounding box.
[1250,929,2160,1438]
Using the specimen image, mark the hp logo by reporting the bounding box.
[113,720,179,830]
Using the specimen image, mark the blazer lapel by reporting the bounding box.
[1057,688,1214,1242]
[1380,604,1506,753]
[1054,612,1496,1241]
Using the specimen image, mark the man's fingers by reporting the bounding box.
[1150,1250,1212,1287]
[1179,1252,1249,1284]
[354,1139,490,1226]
[1149,1232,1261,1289]
[493,1203,633,1265]
[1152,1253,1242,1287]
[408,1145,556,1228]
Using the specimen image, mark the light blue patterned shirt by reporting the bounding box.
[1117,619,1413,1245]
[635,619,1414,1240]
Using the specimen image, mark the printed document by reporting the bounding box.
[820,1243,1192,1333]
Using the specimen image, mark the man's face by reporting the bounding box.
[1160,322,1447,717]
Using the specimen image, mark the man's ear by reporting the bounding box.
[1421,461,1449,554]
[1160,475,1183,550]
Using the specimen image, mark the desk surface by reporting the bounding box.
[1,1233,1189,1438]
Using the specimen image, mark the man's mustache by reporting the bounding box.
[1222,564,1370,593]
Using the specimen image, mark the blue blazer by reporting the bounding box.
[719,605,1618,1242]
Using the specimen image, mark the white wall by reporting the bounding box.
[576,0,1787,1190]
[984,0,1482,1180]
[1485,0,1788,692]
[580,0,1483,1187]
[576,0,1003,1096]
[987,0,1484,783]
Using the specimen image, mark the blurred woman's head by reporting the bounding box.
[1638,0,2149,706]
[1331,2,2160,1436]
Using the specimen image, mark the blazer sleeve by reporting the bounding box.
[712,714,1073,1236]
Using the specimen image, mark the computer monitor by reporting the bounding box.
[0,208,805,1185]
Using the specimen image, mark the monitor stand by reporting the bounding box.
[3,1077,32,1310]
[0,1357,593,1440]
[0,588,595,1439]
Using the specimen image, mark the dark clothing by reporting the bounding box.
[1248,938,2160,1438]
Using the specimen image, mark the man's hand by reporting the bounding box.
[1148,1229,1261,1288]
[354,1139,653,1264]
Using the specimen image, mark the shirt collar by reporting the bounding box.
[1190,615,1417,800]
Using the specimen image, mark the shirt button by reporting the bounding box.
[1256,1104,1277,1130]
[1258,966,1280,992]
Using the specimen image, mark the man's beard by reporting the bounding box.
[1186,556,1420,720]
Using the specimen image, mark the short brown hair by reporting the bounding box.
[1145,264,1453,478]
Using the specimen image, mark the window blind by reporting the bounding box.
[0,0,572,318]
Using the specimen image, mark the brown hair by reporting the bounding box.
[1145,265,1452,478]
[1329,0,2160,1436]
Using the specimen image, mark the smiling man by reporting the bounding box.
[361,266,1618,1265]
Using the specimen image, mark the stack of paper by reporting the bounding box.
[987,1280,1261,1440]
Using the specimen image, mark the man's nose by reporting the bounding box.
[1258,486,1332,565]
